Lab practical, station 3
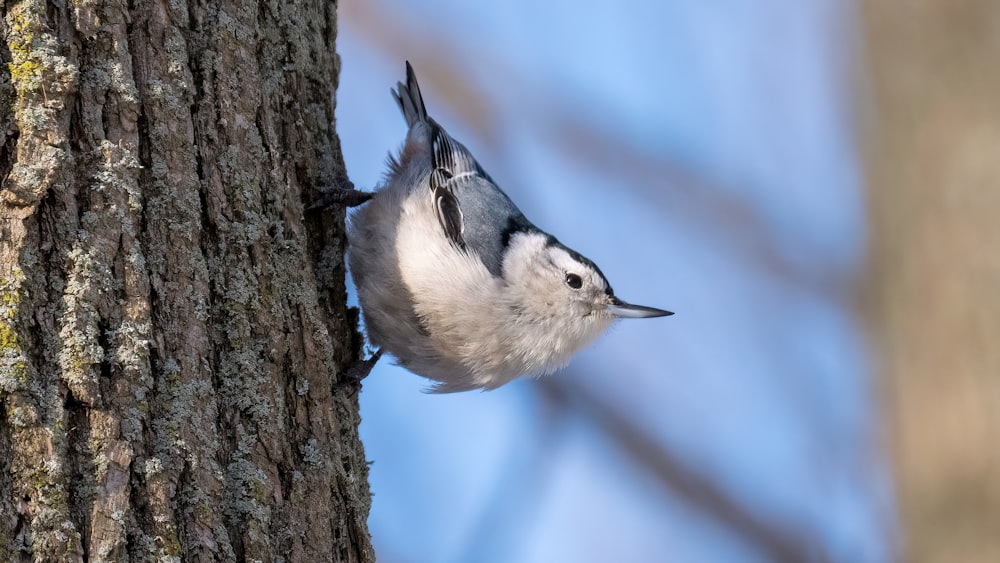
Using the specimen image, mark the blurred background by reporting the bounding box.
[336,1,999,561]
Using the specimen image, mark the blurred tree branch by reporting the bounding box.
[539,379,830,563]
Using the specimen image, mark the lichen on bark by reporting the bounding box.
[1,1,373,561]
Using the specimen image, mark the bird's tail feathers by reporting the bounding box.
[392,61,428,127]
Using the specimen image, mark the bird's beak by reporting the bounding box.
[607,296,674,319]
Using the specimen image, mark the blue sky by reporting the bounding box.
[335,1,893,561]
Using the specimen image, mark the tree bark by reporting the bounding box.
[0,0,373,561]
[862,0,1000,561]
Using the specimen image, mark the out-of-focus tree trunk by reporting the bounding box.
[862,1,1000,561]
[0,0,373,561]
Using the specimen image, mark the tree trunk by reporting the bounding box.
[862,0,1000,561]
[0,1,373,561]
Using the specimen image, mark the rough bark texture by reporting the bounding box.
[862,0,1000,561]
[0,0,373,561]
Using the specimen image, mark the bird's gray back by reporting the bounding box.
[392,63,538,280]
[449,175,533,277]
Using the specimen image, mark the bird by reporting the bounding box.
[347,62,672,393]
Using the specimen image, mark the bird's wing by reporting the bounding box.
[428,155,467,251]
[429,128,532,277]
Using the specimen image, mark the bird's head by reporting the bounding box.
[502,231,672,355]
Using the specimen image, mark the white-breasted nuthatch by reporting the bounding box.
[348,62,672,393]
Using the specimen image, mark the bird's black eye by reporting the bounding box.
[565,273,583,289]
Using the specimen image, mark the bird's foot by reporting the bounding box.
[310,181,373,210]
[338,349,383,395]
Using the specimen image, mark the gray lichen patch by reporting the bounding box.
[8,425,85,559]
[57,244,112,406]
[3,1,78,207]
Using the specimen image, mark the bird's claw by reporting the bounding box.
[338,349,383,395]
[310,182,374,210]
